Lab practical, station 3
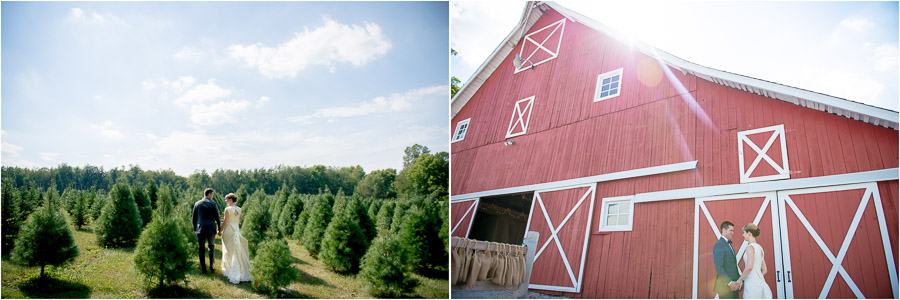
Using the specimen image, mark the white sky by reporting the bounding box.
[451,1,899,112]
[2,2,450,176]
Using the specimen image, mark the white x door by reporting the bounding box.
[524,184,595,293]
[450,198,479,238]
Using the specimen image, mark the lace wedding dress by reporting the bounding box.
[221,206,252,284]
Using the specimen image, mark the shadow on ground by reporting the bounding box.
[296,268,331,287]
[147,284,213,298]
[20,276,92,298]
[418,267,449,280]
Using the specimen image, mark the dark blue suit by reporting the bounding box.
[192,197,220,272]
[714,237,741,298]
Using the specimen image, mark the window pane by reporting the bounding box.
[600,91,609,98]
[608,203,618,214]
[606,215,618,226]
[603,77,611,85]
[619,203,629,214]
[611,75,620,82]
[618,214,629,226]
[601,84,610,92]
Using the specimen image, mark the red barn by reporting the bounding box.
[449,2,899,298]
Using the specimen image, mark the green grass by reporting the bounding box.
[2,225,448,298]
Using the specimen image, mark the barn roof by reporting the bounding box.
[451,1,899,130]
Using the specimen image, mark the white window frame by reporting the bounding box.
[451,118,471,143]
[515,18,567,74]
[506,96,535,139]
[738,124,790,183]
[594,68,624,102]
[597,195,634,232]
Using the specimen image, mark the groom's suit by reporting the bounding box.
[192,196,221,273]
[713,237,741,298]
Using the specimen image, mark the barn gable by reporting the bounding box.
[451,2,899,299]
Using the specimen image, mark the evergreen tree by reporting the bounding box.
[90,192,108,222]
[71,191,88,229]
[301,194,333,258]
[375,202,395,233]
[439,200,449,259]
[398,203,445,271]
[11,201,79,278]
[95,183,143,247]
[366,200,381,226]
[242,195,279,257]
[277,193,304,237]
[390,201,409,234]
[251,239,297,296]
[352,197,377,242]
[146,181,158,209]
[2,183,22,255]
[359,235,417,298]
[132,185,153,227]
[320,200,369,273]
[133,194,191,287]
[291,209,310,241]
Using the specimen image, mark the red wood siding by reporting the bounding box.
[450,200,477,238]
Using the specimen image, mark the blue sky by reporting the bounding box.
[452,1,899,112]
[2,1,450,176]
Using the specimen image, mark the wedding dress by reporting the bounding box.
[742,243,773,299]
[221,205,252,284]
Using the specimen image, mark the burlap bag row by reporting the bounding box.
[466,249,485,288]
[451,242,461,285]
[490,244,507,285]
[478,245,493,281]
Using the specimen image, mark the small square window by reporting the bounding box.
[594,68,624,102]
[598,195,634,232]
[452,118,471,143]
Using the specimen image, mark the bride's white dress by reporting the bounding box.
[742,243,773,299]
[221,206,252,284]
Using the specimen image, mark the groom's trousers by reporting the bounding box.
[197,232,215,272]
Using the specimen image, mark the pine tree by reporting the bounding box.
[291,209,310,241]
[11,201,79,278]
[2,183,22,255]
[320,200,369,273]
[277,194,304,237]
[359,235,417,298]
[146,181,159,210]
[390,201,409,234]
[301,194,333,258]
[242,195,279,257]
[251,239,297,296]
[351,197,377,242]
[366,200,381,226]
[133,192,192,287]
[133,185,153,227]
[71,191,88,230]
[398,203,444,271]
[90,192,108,222]
[375,202,394,233]
[95,183,143,247]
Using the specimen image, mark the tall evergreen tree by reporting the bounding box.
[320,199,369,273]
[11,201,79,278]
[291,208,310,241]
[2,183,22,255]
[71,191,88,229]
[242,195,279,257]
[398,203,445,271]
[300,194,333,258]
[95,183,143,247]
[277,194,304,237]
[375,202,395,233]
[133,192,192,287]
[132,185,153,227]
[359,235,417,297]
[146,181,158,209]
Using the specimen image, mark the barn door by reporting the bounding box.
[450,198,479,238]
[524,184,595,293]
[693,192,783,299]
[777,182,898,299]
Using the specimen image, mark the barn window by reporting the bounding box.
[452,118,471,143]
[467,192,534,245]
[506,96,535,139]
[737,124,789,183]
[598,195,634,232]
[594,68,624,102]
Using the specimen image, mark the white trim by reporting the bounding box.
[738,124,790,183]
[514,18,566,74]
[451,160,697,201]
[506,96,535,139]
[450,198,479,238]
[871,183,900,298]
[633,168,899,203]
[526,184,595,293]
[451,118,471,143]
[593,68,624,102]
[597,195,634,232]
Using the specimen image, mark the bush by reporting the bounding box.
[359,235,417,298]
[133,198,192,287]
[300,194,333,258]
[277,194,304,237]
[320,200,369,273]
[11,202,79,278]
[95,183,143,247]
[251,239,297,296]
[133,186,153,227]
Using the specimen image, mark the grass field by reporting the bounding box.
[1,225,448,298]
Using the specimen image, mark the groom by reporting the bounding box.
[713,221,741,298]
[192,188,221,274]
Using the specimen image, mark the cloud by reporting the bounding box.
[256,96,270,108]
[70,7,129,27]
[40,152,60,162]
[839,17,874,32]
[174,46,205,63]
[189,100,251,126]
[873,44,899,71]
[289,84,447,123]
[227,17,392,78]
[146,133,159,140]
[93,121,124,138]
[175,79,231,106]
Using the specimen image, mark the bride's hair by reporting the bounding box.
[743,223,761,237]
[225,193,237,203]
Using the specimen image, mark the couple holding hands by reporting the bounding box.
[714,221,773,299]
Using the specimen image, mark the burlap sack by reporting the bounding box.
[490,244,507,285]
[478,245,493,281]
[451,242,461,285]
[466,249,484,288]
[510,247,521,286]
[518,247,527,283]
[459,242,470,284]
[486,243,499,280]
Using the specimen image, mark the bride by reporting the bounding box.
[736,223,772,299]
[218,193,252,284]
